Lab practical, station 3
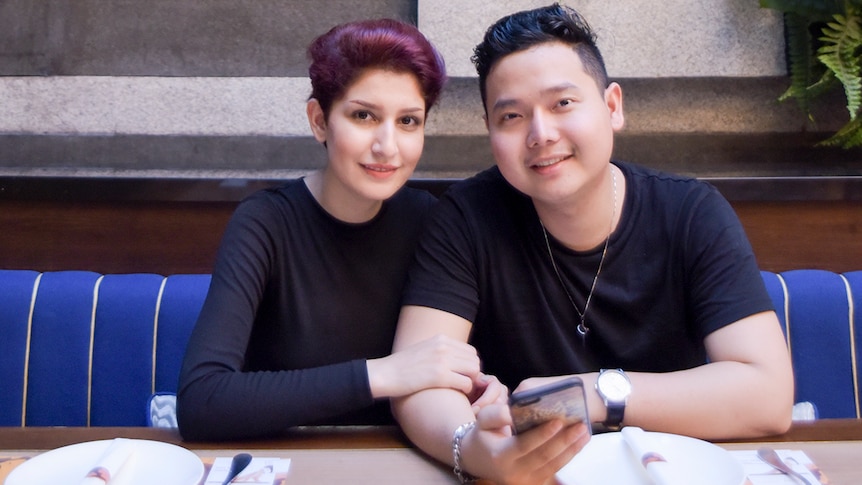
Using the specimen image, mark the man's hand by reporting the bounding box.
[461,401,591,485]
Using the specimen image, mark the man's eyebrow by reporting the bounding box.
[542,82,580,96]
[490,82,581,113]
[490,97,520,113]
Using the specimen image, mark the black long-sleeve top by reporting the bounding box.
[177,179,435,440]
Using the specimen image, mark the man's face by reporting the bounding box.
[483,41,624,209]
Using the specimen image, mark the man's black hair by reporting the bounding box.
[471,3,609,110]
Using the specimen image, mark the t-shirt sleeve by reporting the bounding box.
[683,185,774,337]
[401,192,481,323]
[176,194,374,441]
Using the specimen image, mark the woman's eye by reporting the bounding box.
[400,116,421,126]
[353,110,372,121]
[557,98,574,108]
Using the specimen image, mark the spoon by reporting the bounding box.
[757,447,811,485]
[222,452,253,485]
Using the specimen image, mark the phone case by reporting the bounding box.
[509,377,590,434]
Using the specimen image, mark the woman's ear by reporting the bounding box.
[605,82,625,131]
[307,99,327,143]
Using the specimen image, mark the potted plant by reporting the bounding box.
[760,0,862,148]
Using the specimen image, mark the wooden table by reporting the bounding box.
[1,420,860,484]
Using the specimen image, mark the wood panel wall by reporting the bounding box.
[1,198,859,275]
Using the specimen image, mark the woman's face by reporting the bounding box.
[307,68,426,220]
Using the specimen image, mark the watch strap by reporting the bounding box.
[604,401,625,431]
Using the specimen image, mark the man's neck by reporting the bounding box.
[534,164,623,252]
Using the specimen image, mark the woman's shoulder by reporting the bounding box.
[236,179,312,209]
[390,184,438,208]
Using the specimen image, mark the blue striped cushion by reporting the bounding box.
[0,270,41,426]
[781,270,857,419]
[91,274,166,426]
[761,271,787,338]
[26,271,101,426]
[154,274,210,393]
[843,270,862,417]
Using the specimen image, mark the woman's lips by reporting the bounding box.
[361,163,399,179]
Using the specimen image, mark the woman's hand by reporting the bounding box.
[461,402,591,485]
[467,373,509,415]
[367,334,481,398]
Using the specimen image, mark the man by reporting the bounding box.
[391,4,793,484]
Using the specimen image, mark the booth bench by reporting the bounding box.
[1,269,860,427]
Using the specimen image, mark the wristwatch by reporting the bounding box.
[595,368,632,431]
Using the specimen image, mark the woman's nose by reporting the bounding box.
[372,124,398,158]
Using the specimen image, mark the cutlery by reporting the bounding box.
[222,452,253,485]
[757,447,812,485]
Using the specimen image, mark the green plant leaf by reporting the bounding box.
[817,114,862,147]
[816,11,862,119]
[780,13,819,114]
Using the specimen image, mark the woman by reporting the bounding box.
[177,19,484,441]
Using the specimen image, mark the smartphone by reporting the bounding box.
[508,376,591,435]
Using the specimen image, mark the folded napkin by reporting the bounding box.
[81,438,136,484]
[621,427,678,485]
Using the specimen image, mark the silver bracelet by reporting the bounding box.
[452,421,478,483]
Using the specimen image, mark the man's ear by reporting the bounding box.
[605,82,625,131]
[307,98,327,143]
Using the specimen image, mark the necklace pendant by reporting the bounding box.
[576,322,589,337]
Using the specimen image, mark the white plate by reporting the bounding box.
[5,438,203,485]
[556,430,745,485]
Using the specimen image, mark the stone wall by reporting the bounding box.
[0,0,855,179]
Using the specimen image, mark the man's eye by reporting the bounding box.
[500,113,521,123]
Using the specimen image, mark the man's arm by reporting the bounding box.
[390,305,477,464]
[518,310,794,440]
[391,305,590,485]
[623,310,794,439]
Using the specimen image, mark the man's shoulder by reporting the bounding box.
[620,161,718,200]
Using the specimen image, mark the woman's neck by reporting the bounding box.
[304,170,383,223]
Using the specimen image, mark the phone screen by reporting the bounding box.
[508,377,591,435]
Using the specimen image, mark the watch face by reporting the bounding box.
[599,371,631,401]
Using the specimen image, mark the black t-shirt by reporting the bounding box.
[178,179,436,440]
[403,162,773,388]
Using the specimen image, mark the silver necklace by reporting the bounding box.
[540,166,617,339]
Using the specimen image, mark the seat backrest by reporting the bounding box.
[0,270,210,426]
[844,270,862,417]
[0,269,42,426]
[3,268,859,425]
[762,270,861,419]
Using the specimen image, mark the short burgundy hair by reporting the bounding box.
[307,19,447,119]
